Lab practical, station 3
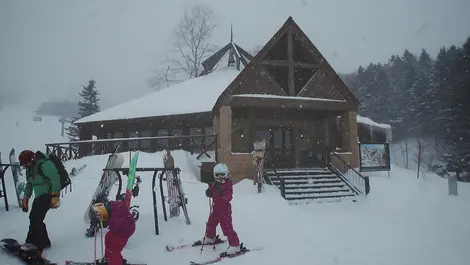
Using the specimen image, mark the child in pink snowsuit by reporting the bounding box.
[203,163,244,256]
[93,200,135,265]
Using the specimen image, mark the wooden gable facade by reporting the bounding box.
[212,16,361,183]
[69,16,361,184]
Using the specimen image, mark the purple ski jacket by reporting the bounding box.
[107,200,135,237]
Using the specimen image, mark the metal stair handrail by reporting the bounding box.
[328,152,370,195]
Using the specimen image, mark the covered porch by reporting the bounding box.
[214,94,359,182]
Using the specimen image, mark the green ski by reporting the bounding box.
[124,151,139,208]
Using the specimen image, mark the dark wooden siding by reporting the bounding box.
[78,112,214,154]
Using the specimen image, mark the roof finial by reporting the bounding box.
[230,23,233,42]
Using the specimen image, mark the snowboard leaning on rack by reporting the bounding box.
[174,168,191,225]
[9,148,26,208]
[84,145,124,238]
[163,153,180,218]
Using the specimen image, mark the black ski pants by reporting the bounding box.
[25,194,51,250]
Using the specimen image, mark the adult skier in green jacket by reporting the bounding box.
[18,150,61,254]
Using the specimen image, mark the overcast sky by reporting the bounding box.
[1,0,469,109]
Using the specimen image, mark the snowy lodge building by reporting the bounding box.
[67,17,390,187]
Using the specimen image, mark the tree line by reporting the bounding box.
[342,37,470,179]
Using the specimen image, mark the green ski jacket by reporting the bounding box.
[23,152,61,198]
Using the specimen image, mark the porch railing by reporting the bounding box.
[328,152,370,195]
[45,134,217,162]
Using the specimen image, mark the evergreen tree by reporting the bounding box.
[414,49,436,136]
[339,36,470,178]
[387,54,406,139]
[373,63,392,122]
[66,80,100,141]
[401,50,419,137]
[447,38,470,180]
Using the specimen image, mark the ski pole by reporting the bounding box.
[210,197,216,251]
[200,197,213,254]
[100,220,104,259]
[93,224,97,265]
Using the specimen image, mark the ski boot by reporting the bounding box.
[95,258,129,265]
[19,243,44,262]
[219,243,247,258]
[94,258,108,265]
[192,235,224,246]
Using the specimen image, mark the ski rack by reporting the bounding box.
[102,167,184,235]
[0,164,11,211]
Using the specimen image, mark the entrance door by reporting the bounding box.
[255,126,294,169]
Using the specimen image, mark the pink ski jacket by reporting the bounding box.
[208,181,234,212]
[107,200,135,237]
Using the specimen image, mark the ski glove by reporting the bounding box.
[213,182,224,196]
[21,196,30,213]
[50,192,60,209]
[205,188,212,197]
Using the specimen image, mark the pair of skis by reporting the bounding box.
[165,238,262,265]
[65,260,147,265]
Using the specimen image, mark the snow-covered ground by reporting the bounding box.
[0,103,68,153]
[1,106,470,265]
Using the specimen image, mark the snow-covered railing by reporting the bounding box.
[328,152,370,195]
[45,134,217,162]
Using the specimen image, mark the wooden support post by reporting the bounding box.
[287,27,295,96]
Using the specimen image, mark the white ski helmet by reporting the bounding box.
[213,163,229,183]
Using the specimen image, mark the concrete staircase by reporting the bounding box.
[265,167,358,203]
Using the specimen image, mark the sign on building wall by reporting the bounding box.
[359,142,391,172]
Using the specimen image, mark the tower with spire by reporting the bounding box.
[199,25,253,76]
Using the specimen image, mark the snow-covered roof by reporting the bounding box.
[356,115,391,129]
[75,67,241,124]
[357,115,392,142]
[232,94,346,102]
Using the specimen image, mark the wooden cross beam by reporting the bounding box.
[261,60,319,69]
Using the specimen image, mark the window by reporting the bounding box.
[171,129,183,149]
[204,127,215,151]
[157,130,168,151]
[129,131,139,150]
[113,132,123,150]
[205,127,213,135]
[231,118,249,153]
[331,115,344,150]
[140,129,152,151]
[105,132,113,153]
[190,128,202,153]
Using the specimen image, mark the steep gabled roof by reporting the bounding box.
[212,16,360,111]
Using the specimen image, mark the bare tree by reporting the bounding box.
[150,3,217,90]
[251,45,263,57]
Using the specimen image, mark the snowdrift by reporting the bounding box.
[1,151,470,265]
[1,105,470,265]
